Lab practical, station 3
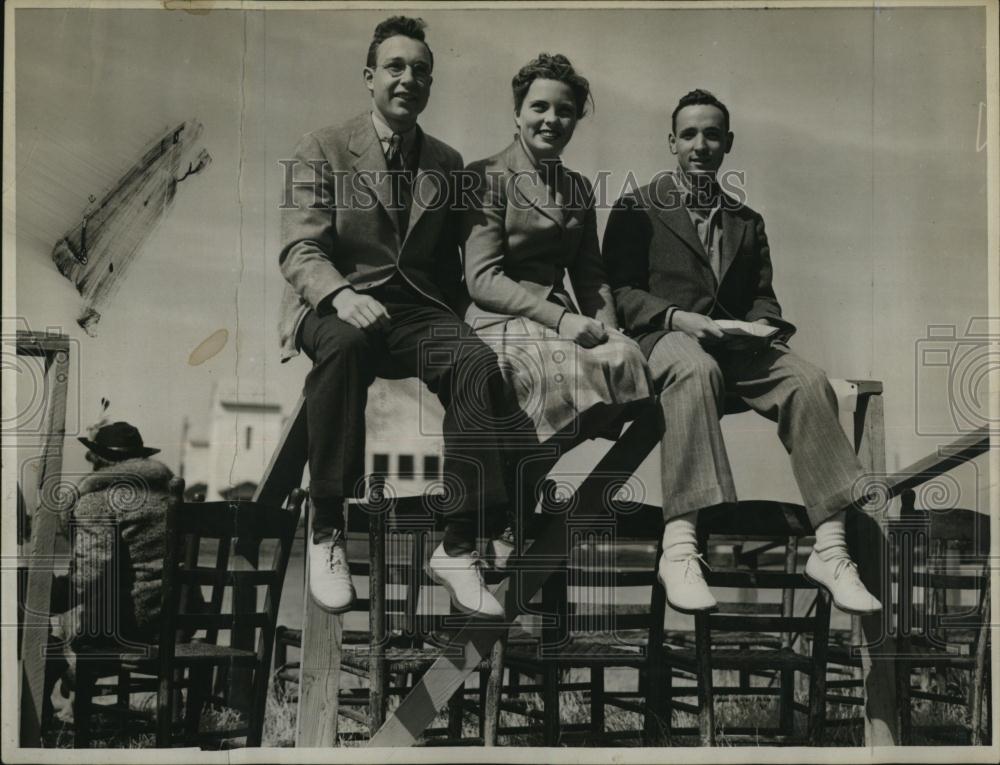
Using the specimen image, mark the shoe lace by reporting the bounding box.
[468,550,488,584]
[832,555,861,585]
[667,549,712,582]
[326,530,348,574]
[684,552,711,582]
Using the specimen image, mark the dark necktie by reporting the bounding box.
[386,133,411,235]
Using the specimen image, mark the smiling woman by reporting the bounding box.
[511,53,591,161]
[461,52,655,544]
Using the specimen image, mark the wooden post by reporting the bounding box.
[482,637,506,745]
[694,614,714,746]
[296,528,344,747]
[847,383,900,745]
[807,590,832,743]
[16,331,71,747]
[368,476,388,733]
[249,397,346,747]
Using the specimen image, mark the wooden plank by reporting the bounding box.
[296,539,344,747]
[247,392,344,746]
[369,412,662,747]
[883,426,989,497]
[19,340,71,746]
[253,396,308,505]
[850,392,900,745]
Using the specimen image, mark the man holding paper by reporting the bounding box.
[603,89,881,616]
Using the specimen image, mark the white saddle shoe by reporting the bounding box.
[804,548,882,615]
[308,529,356,614]
[427,543,505,619]
[657,550,718,614]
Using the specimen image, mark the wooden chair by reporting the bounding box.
[72,477,304,748]
[895,489,991,744]
[819,428,992,740]
[483,493,667,746]
[660,501,833,746]
[272,491,501,743]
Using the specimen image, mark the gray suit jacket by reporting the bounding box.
[278,112,464,360]
[461,140,616,332]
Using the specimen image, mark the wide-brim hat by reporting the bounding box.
[78,421,160,461]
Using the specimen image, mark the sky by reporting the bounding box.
[9,3,993,511]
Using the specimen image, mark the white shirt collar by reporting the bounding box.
[371,110,418,156]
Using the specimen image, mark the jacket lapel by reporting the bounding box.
[719,205,749,284]
[651,173,711,267]
[402,129,446,245]
[505,140,565,229]
[348,115,398,235]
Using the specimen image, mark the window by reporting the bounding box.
[423,455,441,481]
[397,454,415,480]
[372,453,390,477]
[245,426,252,450]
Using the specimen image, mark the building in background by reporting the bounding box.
[180,379,445,501]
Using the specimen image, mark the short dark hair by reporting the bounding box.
[366,16,433,70]
[511,53,592,119]
[671,89,730,133]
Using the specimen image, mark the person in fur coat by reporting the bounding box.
[62,421,177,648]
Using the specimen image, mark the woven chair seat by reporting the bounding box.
[340,644,493,675]
[76,640,257,666]
[665,645,814,672]
[505,635,646,667]
[663,629,784,650]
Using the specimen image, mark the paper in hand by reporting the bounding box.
[714,319,780,348]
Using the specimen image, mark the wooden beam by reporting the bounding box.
[883,426,989,497]
[850,391,900,745]
[19,337,71,746]
[253,396,308,506]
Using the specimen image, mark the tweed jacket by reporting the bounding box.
[278,112,465,360]
[461,140,617,332]
[602,172,795,355]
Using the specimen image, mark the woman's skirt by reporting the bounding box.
[475,316,653,441]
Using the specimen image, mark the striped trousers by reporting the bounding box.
[643,331,865,528]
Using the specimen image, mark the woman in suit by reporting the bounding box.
[462,54,652,557]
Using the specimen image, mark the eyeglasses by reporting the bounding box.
[381,60,432,85]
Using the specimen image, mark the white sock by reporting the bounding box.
[814,510,850,560]
[663,515,699,559]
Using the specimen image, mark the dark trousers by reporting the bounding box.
[299,282,531,549]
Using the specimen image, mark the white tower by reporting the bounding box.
[202,381,284,500]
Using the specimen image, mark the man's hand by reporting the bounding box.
[332,289,391,331]
[670,310,726,344]
[558,314,609,348]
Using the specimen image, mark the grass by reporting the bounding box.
[44,665,989,749]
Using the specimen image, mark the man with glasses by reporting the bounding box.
[278,16,518,619]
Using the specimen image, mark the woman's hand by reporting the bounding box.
[558,314,609,348]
